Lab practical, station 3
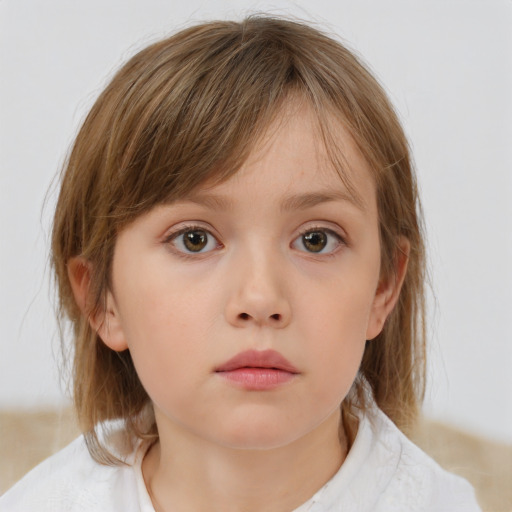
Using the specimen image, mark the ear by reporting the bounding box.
[67,257,128,352]
[366,237,410,340]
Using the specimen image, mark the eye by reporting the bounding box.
[168,227,219,254]
[292,228,343,254]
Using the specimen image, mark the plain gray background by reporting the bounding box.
[1,0,511,443]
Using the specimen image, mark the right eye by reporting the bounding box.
[168,227,220,254]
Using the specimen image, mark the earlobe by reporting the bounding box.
[366,237,410,340]
[67,257,128,352]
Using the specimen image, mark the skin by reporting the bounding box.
[69,102,408,512]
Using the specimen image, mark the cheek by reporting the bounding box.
[299,275,375,344]
[114,269,219,399]
[117,253,217,338]
[295,275,376,392]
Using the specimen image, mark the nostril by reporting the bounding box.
[236,312,283,322]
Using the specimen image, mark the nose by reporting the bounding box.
[224,248,292,329]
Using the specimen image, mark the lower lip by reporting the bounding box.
[216,368,297,390]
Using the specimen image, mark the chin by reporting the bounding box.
[219,432,300,451]
[210,418,311,451]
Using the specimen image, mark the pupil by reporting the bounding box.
[184,230,207,251]
[303,231,327,252]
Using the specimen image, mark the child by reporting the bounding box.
[1,15,481,511]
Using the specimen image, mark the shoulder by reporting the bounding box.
[367,408,481,512]
[0,433,142,512]
[291,406,482,512]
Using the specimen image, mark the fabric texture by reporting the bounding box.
[0,407,481,512]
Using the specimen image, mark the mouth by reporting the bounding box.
[215,349,299,391]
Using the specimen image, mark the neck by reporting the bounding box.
[142,409,347,512]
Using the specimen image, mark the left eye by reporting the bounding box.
[170,228,219,254]
[292,229,343,254]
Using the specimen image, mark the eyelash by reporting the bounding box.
[163,224,346,258]
[293,226,346,256]
[163,224,222,259]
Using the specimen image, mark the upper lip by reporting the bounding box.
[215,349,299,373]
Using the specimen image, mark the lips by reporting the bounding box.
[215,350,299,391]
[215,349,299,373]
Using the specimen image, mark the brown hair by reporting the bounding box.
[51,15,426,463]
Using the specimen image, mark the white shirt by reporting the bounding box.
[0,407,481,511]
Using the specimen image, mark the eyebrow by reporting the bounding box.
[279,190,364,212]
[179,189,365,213]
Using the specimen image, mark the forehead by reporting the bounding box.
[184,101,375,214]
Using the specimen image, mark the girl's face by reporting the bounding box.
[98,104,399,451]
